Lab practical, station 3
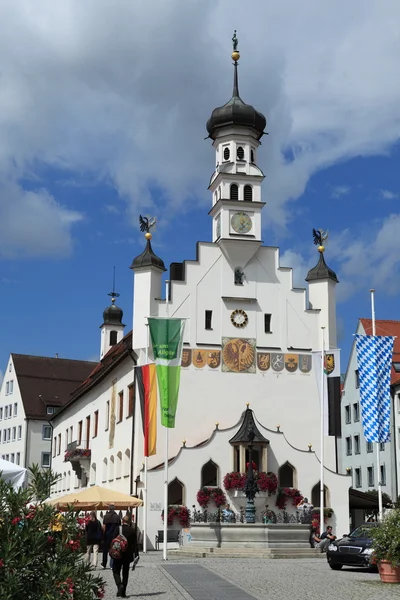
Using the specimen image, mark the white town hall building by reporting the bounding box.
[50,41,350,546]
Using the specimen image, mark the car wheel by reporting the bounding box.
[329,564,343,570]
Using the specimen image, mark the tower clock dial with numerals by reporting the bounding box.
[231,211,252,234]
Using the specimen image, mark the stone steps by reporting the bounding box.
[169,547,324,559]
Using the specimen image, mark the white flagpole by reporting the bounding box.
[143,324,149,553]
[163,280,170,561]
[320,327,326,533]
[370,289,383,521]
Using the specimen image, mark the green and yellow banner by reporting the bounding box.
[148,318,185,428]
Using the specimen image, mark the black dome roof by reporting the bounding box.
[130,238,166,272]
[306,252,339,283]
[206,62,266,140]
[103,300,124,325]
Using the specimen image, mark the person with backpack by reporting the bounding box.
[110,514,139,598]
[101,505,121,569]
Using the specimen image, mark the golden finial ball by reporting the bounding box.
[318,245,325,253]
[145,232,152,240]
[246,402,250,408]
[231,51,240,62]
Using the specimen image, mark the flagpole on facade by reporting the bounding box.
[370,289,383,521]
[143,325,150,553]
[163,280,170,561]
[320,327,326,533]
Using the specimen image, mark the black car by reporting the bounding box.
[326,523,379,570]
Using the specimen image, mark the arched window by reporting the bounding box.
[201,460,218,487]
[244,185,253,202]
[218,186,222,199]
[223,147,230,161]
[116,451,122,479]
[102,458,108,483]
[109,331,118,346]
[250,149,255,163]
[124,449,131,477]
[230,184,239,201]
[168,478,184,505]
[278,462,295,487]
[311,482,329,507]
[109,455,115,481]
[90,463,96,486]
[237,146,245,160]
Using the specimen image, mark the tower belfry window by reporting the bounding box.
[223,147,230,161]
[244,185,253,202]
[237,146,245,161]
[251,149,255,163]
[109,330,118,346]
[230,184,239,201]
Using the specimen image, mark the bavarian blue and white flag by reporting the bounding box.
[355,335,395,443]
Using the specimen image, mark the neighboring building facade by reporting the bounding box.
[0,353,95,471]
[340,319,400,501]
[50,41,351,545]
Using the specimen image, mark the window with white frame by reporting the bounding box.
[7,429,11,442]
[0,408,2,420]
[12,427,16,442]
[16,452,20,465]
[17,425,22,440]
[9,381,13,394]
[353,403,360,422]
[367,466,374,487]
[13,403,17,417]
[10,453,14,463]
[5,382,9,395]
[345,436,352,455]
[5,406,8,419]
[345,406,351,424]
[42,425,52,440]
[41,452,51,468]
[355,467,362,488]
[354,435,360,454]
[366,441,373,453]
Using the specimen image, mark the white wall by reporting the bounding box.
[0,355,27,467]
[51,356,135,496]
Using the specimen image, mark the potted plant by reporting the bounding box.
[370,508,400,583]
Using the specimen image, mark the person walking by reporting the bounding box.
[101,504,121,569]
[112,515,139,598]
[85,511,102,568]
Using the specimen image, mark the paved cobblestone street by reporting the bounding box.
[99,554,400,600]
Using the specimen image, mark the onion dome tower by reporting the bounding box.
[100,276,125,359]
[207,31,267,269]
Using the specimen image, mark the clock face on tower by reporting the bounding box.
[231,212,252,234]
[231,309,248,328]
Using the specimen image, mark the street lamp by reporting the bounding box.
[244,423,259,523]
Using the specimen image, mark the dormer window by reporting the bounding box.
[223,147,230,161]
[237,146,245,160]
[230,183,239,201]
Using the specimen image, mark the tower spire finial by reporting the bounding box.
[108,266,120,304]
[231,30,240,98]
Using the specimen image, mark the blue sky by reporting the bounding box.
[1,1,400,380]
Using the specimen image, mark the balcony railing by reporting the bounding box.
[64,444,91,463]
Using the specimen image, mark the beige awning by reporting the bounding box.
[47,485,143,511]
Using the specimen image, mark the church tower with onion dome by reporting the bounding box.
[100,287,125,359]
[207,31,266,270]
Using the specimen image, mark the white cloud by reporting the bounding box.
[279,248,313,289]
[331,186,350,199]
[380,189,399,200]
[1,2,400,254]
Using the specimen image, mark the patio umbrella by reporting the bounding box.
[47,485,143,511]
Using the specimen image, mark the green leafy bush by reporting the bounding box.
[0,466,105,599]
[370,509,400,567]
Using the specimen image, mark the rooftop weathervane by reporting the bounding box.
[312,228,329,253]
[139,215,157,240]
[232,30,240,62]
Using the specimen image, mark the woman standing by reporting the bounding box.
[85,511,102,568]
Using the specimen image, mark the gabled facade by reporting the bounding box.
[0,354,95,471]
[340,319,400,501]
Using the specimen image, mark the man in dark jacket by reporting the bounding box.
[101,505,121,569]
[112,514,139,598]
[85,511,102,568]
